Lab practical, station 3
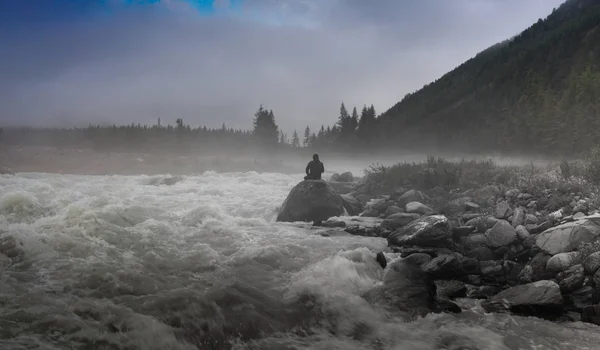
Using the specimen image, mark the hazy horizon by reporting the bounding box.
[1,0,565,135]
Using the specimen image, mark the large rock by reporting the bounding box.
[328,181,356,195]
[276,180,344,222]
[380,255,436,315]
[556,264,585,293]
[512,207,526,227]
[397,190,426,207]
[381,213,421,230]
[583,251,600,275]
[465,216,499,233]
[546,251,582,273]
[340,194,363,216]
[495,201,512,219]
[481,280,564,316]
[485,220,517,248]
[519,252,552,283]
[387,215,453,248]
[405,202,435,215]
[534,215,600,255]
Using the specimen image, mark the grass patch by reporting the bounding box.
[363,156,600,209]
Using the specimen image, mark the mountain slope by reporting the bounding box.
[377,0,600,155]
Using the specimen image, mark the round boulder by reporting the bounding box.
[276,180,344,222]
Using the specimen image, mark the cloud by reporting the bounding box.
[0,0,565,133]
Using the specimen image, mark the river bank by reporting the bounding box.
[313,156,600,326]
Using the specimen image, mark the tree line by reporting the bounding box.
[0,102,381,154]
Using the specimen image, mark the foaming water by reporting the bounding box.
[0,172,599,349]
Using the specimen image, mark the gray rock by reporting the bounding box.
[397,189,426,207]
[594,268,600,286]
[481,280,563,313]
[380,255,436,316]
[443,197,474,215]
[435,280,467,299]
[387,215,453,249]
[495,201,512,219]
[535,215,600,255]
[470,185,501,205]
[405,201,435,215]
[460,233,488,251]
[512,207,526,227]
[340,194,363,216]
[277,180,344,222]
[485,220,517,248]
[525,214,539,225]
[515,225,530,241]
[519,252,552,283]
[465,216,499,233]
[384,206,403,217]
[556,264,585,293]
[0,166,14,175]
[422,254,467,279]
[329,182,356,195]
[584,251,600,275]
[466,246,494,261]
[381,213,421,230]
[368,199,389,214]
[546,251,582,273]
[573,212,586,220]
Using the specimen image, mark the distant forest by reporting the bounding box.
[375,0,600,156]
[0,103,378,155]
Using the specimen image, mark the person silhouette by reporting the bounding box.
[304,153,324,180]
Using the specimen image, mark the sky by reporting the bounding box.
[1,0,566,134]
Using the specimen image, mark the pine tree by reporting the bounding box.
[303,126,311,147]
[253,105,279,146]
[292,130,300,148]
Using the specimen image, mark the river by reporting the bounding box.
[0,171,599,349]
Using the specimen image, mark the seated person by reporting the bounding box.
[304,153,324,180]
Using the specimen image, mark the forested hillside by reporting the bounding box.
[377,0,600,156]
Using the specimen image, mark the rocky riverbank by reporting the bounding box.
[279,165,600,325]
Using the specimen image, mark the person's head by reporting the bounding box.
[313,153,319,161]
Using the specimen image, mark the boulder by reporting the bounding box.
[465,216,499,233]
[556,265,585,293]
[328,182,356,195]
[515,225,530,241]
[319,219,346,228]
[460,233,488,251]
[442,197,473,216]
[525,214,539,226]
[485,220,517,248]
[405,202,435,215]
[466,247,494,261]
[380,255,436,315]
[512,207,526,227]
[435,280,467,299]
[546,251,582,273]
[581,305,600,325]
[340,194,363,216]
[276,180,344,222]
[534,216,600,255]
[495,201,512,219]
[519,252,552,283]
[367,199,389,214]
[384,206,403,217]
[381,213,421,230]
[481,280,564,317]
[422,254,468,279]
[387,215,453,249]
[583,251,600,275]
[397,190,426,207]
[330,173,341,182]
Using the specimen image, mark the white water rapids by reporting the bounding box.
[0,171,599,350]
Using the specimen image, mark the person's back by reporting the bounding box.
[304,154,324,180]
